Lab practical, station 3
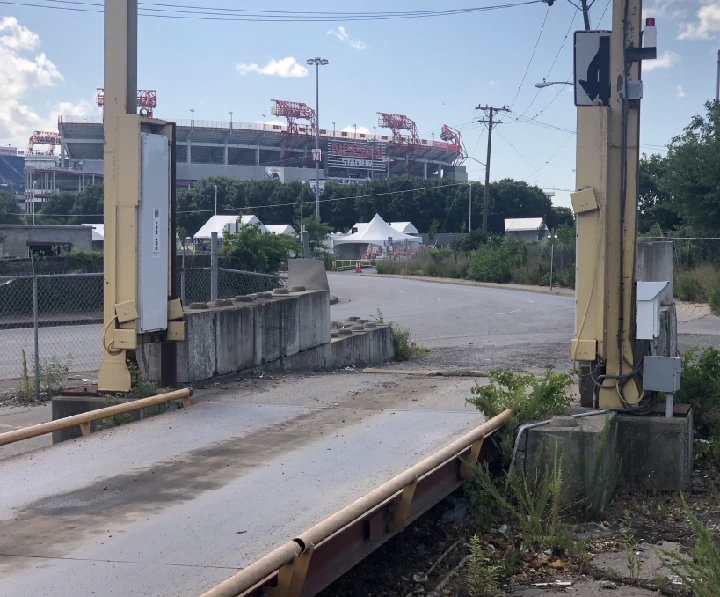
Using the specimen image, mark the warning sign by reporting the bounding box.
[574,30,611,107]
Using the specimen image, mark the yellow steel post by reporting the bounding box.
[98,0,138,392]
[601,0,643,408]
[573,0,643,409]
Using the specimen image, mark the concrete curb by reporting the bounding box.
[367,273,575,297]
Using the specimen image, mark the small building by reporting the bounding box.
[504,217,546,243]
[264,224,296,236]
[0,224,92,258]
[83,223,105,251]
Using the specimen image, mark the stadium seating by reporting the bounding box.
[0,155,24,195]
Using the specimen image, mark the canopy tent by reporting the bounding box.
[390,222,419,234]
[193,215,265,239]
[334,214,419,246]
[264,224,296,235]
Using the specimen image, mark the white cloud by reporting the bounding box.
[236,57,308,78]
[676,84,686,97]
[327,26,366,50]
[0,18,71,149]
[643,50,679,71]
[678,3,720,40]
[0,17,39,51]
[341,125,369,134]
[643,0,685,22]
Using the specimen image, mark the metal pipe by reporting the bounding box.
[32,273,39,400]
[199,409,513,597]
[665,392,674,418]
[315,62,320,220]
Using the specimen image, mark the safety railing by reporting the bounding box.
[331,260,373,271]
[200,409,512,597]
[0,388,192,447]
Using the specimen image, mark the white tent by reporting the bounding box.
[83,223,104,241]
[264,224,296,235]
[390,222,419,234]
[193,215,265,239]
[334,214,419,246]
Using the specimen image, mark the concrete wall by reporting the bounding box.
[0,225,92,258]
[143,289,395,384]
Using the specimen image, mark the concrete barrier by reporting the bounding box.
[144,290,391,385]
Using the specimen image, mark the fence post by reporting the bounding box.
[210,231,218,303]
[549,228,555,290]
[32,274,40,400]
[180,244,186,306]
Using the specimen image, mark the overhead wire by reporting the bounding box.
[509,7,551,110]
[2,0,545,21]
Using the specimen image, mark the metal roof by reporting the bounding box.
[504,217,545,232]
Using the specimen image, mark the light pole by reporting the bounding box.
[229,111,233,130]
[307,57,329,220]
[534,81,572,88]
[468,182,472,232]
[353,123,357,136]
[190,108,195,126]
[214,184,217,216]
[332,121,336,137]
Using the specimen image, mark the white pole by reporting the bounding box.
[468,183,472,231]
[315,62,320,220]
[214,184,217,216]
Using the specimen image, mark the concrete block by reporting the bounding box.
[655,304,677,358]
[288,259,330,291]
[254,296,299,365]
[177,309,216,383]
[523,412,617,510]
[637,241,674,306]
[296,290,331,351]
[615,412,693,492]
[215,304,255,375]
[51,396,112,444]
[330,326,395,369]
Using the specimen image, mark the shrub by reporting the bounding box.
[510,263,545,286]
[469,370,574,467]
[675,270,708,302]
[467,534,501,597]
[468,239,524,283]
[676,347,720,459]
[708,278,720,315]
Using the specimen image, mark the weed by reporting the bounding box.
[709,278,720,315]
[501,548,521,579]
[40,353,72,394]
[467,446,563,551]
[653,572,670,592]
[467,534,501,597]
[19,349,33,402]
[623,531,643,580]
[469,369,574,467]
[606,567,620,579]
[577,414,618,518]
[101,362,162,428]
[659,495,720,597]
[675,270,709,302]
[374,308,429,361]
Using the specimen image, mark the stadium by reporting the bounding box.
[18,94,468,207]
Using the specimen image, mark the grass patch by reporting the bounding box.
[100,362,167,428]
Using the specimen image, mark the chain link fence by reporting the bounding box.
[0,258,287,398]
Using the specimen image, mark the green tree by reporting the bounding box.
[662,101,720,235]
[298,216,332,251]
[0,190,21,225]
[38,192,77,224]
[545,206,574,231]
[638,153,681,234]
[72,183,104,222]
[220,224,299,273]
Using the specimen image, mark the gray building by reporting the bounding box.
[0,225,92,258]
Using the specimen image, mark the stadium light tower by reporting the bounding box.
[307,57,329,220]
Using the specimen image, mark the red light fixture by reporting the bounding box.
[646,17,655,26]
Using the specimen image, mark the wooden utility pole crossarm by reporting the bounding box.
[475,105,510,231]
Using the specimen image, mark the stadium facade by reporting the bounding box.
[22,116,467,206]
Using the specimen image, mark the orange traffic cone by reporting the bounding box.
[355,262,361,273]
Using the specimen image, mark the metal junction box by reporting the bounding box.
[137,132,169,333]
[643,356,681,393]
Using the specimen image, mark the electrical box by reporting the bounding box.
[643,356,680,393]
[137,132,170,333]
[636,281,668,339]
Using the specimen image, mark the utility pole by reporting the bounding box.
[475,105,509,231]
[468,182,472,232]
[580,0,591,30]
[716,49,719,102]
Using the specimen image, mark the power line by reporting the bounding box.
[519,11,578,117]
[1,0,545,21]
[524,132,575,179]
[509,7,551,110]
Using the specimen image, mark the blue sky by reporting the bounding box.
[1,0,718,208]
